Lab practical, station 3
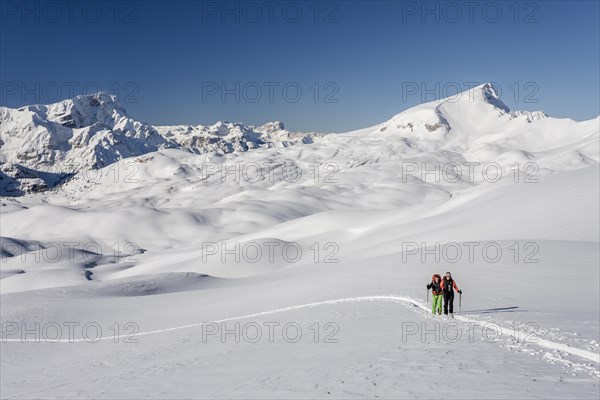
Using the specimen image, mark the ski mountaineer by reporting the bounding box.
[441,272,462,316]
[426,274,443,315]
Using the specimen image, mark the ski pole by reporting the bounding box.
[427,288,429,303]
[459,292,462,313]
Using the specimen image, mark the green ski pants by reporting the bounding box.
[431,294,443,314]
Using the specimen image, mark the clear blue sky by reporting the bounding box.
[1,0,599,132]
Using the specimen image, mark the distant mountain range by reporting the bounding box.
[0,93,320,195]
[1,83,598,196]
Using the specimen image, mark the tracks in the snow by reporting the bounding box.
[2,295,599,365]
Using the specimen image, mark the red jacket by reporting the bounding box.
[441,277,460,293]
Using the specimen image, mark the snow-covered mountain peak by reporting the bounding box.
[26,92,126,129]
[432,82,510,113]
[0,93,172,186]
[372,82,536,138]
[209,121,235,135]
[256,121,286,134]
[475,82,510,113]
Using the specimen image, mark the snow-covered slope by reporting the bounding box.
[1,83,598,398]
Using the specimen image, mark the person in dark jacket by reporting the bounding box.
[441,272,462,316]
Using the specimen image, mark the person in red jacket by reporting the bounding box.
[441,272,462,316]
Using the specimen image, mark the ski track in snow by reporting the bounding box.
[3,295,599,366]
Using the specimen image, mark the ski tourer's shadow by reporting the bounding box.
[457,306,522,314]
